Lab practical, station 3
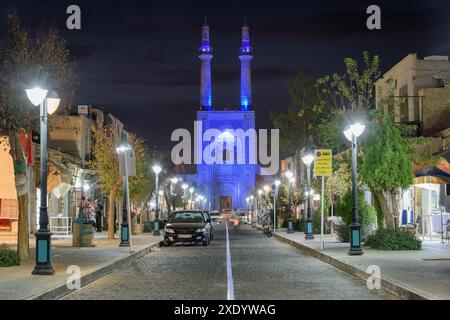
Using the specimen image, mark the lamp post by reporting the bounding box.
[189,187,194,209]
[27,88,60,275]
[344,122,365,255]
[257,189,263,225]
[116,132,132,248]
[273,180,281,232]
[302,154,315,240]
[152,165,162,235]
[170,177,179,211]
[182,184,188,209]
[285,171,295,233]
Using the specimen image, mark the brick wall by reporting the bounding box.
[420,88,450,136]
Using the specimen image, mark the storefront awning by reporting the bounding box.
[414,151,450,184]
[413,175,450,185]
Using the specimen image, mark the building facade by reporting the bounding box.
[375,53,450,234]
[196,20,257,211]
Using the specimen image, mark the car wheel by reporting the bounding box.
[163,240,172,247]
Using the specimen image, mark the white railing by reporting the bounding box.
[50,216,72,237]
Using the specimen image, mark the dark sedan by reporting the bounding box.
[163,210,213,246]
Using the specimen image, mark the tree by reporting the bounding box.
[360,115,414,228]
[271,70,320,152]
[89,126,153,239]
[0,12,76,259]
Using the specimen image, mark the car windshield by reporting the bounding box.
[169,211,205,223]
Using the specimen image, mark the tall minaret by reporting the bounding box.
[239,18,253,111]
[199,18,213,111]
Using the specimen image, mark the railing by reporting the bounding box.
[50,216,72,237]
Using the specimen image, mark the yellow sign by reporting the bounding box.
[314,149,332,177]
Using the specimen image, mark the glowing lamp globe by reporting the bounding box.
[302,154,314,166]
[26,87,48,107]
[46,91,61,115]
[344,123,365,142]
[285,170,294,179]
[152,165,162,175]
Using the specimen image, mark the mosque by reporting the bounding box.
[194,19,257,211]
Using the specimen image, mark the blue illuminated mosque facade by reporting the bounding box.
[196,19,257,211]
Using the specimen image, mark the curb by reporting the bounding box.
[27,240,163,300]
[271,232,441,300]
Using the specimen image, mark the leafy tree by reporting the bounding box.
[360,115,414,228]
[89,126,153,239]
[0,12,76,259]
[271,70,320,152]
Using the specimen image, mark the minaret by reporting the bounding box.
[239,18,253,111]
[199,18,213,111]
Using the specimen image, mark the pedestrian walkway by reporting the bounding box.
[273,230,450,300]
[0,232,162,300]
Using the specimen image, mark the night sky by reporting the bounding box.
[1,0,450,154]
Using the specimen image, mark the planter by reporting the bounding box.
[72,223,95,247]
[132,223,144,235]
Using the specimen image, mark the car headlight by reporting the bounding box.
[196,228,207,233]
[165,228,175,234]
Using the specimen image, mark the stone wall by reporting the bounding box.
[420,87,450,136]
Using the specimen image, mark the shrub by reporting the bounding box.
[366,228,422,250]
[0,244,20,267]
[336,223,350,242]
[335,190,377,240]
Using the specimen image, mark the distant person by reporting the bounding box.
[95,204,103,232]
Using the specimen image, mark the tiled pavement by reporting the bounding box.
[0,232,162,300]
[273,230,450,300]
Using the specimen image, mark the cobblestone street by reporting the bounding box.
[64,223,395,300]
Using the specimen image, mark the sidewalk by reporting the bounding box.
[272,229,450,300]
[0,232,162,300]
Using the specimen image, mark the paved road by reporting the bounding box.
[64,223,395,300]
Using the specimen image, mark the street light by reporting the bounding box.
[189,187,195,209]
[344,122,365,256]
[27,87,61,275]
[170,177,179,211]
[284,170,295,234]
[152,165,162,236]
[302,153,315,240]
[116,132,132,248]
[182,184,188,209]
[272,179,281,232]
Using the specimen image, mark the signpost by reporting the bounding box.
[314,149,332,251]
[119,149,136,253]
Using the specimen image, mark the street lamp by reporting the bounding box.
[344,122,365,255]
[284,170,295,233]
[189,187,195,209]
[116,132,132,248]
[170,177,179,211]
[182,184,188,209]
[302,154,315,240]
[272,180,281,232]
[27,87,61,275]
[152,164,162,236]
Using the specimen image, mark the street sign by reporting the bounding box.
[119,149,136,177]
[314,149,332,177]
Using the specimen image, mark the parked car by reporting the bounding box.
[209,211,222,224]
[220,209,232,220]
[238,212,249,224]
[163,210,213,246]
